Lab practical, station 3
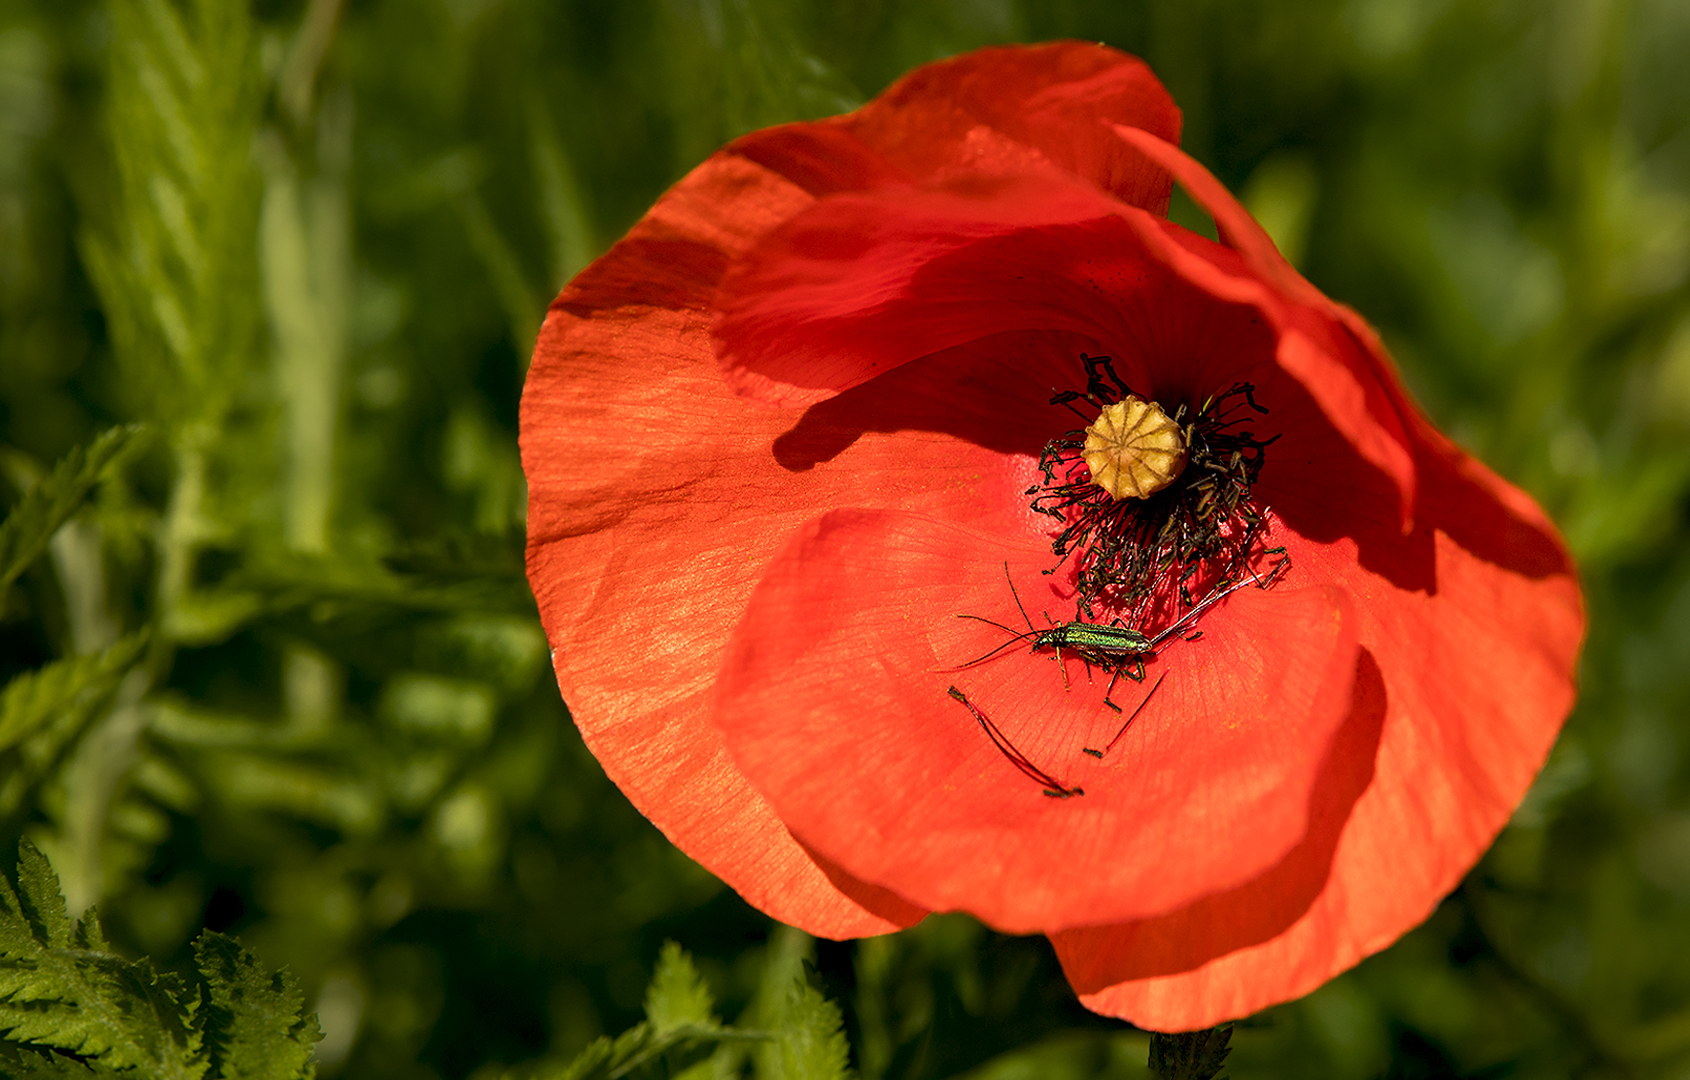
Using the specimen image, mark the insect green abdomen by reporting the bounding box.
[1038,624,1153,653]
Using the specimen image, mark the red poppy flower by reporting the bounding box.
[520,42,1584,1031]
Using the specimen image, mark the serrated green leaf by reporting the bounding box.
[502,948,763,1080]
[739,929,812,1080]
[15,842,70,951]
[0,427,145,596]
[770,975,853,1080]
[83,0,264,427]
[0,633,149,756]
[193,932,320,1080]
[607,1024,759,1080]
[0,1039,114,1077]
[524,1019,764,1080]
[0,844,204,1078]
[73,908,109,954]
[645,942,716,1033]
[546,1034,616,1080]
[548,1022,646,1080]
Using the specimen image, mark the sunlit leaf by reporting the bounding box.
[0,427,145,596]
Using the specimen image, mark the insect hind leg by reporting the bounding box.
[1101,656,1147,712]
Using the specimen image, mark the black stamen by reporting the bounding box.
[1028,361,1279,625]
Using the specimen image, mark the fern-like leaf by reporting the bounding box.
[0,1040,117,1077]
[80,0,263,427]
[771,965,853,1080]
[644,941,716,1033]
[0,842,203,1078]
[0,634,149,756]
[193,933,320,1080]
[518,944,763,1080]
[0,846,323,1080]
[0,427,145,596]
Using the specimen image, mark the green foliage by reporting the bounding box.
[0,634,147,758]
[193,934,321,1080]
[501,940,859,1080]
[0,427,145,598]
[78,0,263,429]
[644,941,718,1033]
[770,965,854,1080]
[0,842,318,1080]
[506,942,766,1080]
[0,0,1687,1078]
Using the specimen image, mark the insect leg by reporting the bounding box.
[1102,668,1124,713]
[1083,673,1167,758]
[948,687,1083,798]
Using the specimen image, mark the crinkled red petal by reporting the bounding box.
[526,150,927,937]
[1110,125,1420,532]
[528,154,1167,936]
[715,177,1297,408]
[727,41,1179,206]
[711,509,1361,932]
[1049,399,1584,1032]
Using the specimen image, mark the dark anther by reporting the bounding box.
[1027,367,1280,627]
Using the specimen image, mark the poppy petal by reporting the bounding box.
[712,509,1361,932]
[526,150,941,936]
[714,176,1117,407]
[725,41,1180,205]
[715,179,1286,409]
[527,162,1117,936]
[845,41,1181,207]
[1050,426,1583,1030]
[1110,125,1419,531]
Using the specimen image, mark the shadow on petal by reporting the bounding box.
[1417,434,1574,583]
[772,330,1102,471]
[798,835,931,937]
[1052,646,1387,987]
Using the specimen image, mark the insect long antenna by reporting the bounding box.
[947,615,1040,668]
[1003,561,1036,634]
[956,613,1032,638]
[1083,673,1167,758]
[1254,547,1292,588]
[948,687,1083,798]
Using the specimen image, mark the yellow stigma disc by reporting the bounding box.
[1082,396,1188,500]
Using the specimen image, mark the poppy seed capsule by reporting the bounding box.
[1082,396,1188,500]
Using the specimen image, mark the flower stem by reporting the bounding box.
[1148,1024,1234,1080]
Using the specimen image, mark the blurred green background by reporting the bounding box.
[1,0,1688,1076]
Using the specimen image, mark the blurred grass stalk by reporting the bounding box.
[42,0,265,914]
[262,0,350,731]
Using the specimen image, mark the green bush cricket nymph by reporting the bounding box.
[954,548,1291,713]
[946,548,1289,795]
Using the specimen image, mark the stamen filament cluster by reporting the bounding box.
[1029,354,1279,625]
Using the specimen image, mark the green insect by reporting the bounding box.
[947,550,1289,792]
[957,550,1289,714]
